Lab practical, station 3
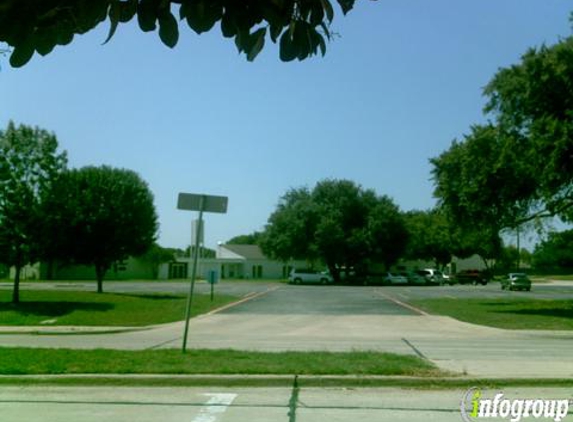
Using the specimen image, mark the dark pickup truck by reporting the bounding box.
[454,269,489,285]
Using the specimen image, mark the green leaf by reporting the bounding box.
[269,24,282,43]
[247,27,266,61]
[183,0,221,35]
[234,29,248,53]
[119,0,138,23]
[34,28,57,56]
[321,0,335,22]
[293,21,311,60]
[158,11,179,48]
[103,1,121,45]
[279,31,297,62]
[318,32,326,56]
[310,2,325,26]
[336,0,355,15]
[221,12,236,38]
[137,0,158,32]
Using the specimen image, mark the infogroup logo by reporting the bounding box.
[460,388,570,422]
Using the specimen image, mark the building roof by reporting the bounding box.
[220,244,267,260]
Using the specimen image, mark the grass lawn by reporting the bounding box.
[0,290,237,326]
[412,298,573,330]
[0,348,441,377]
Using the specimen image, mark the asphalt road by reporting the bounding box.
[2,386,572,422]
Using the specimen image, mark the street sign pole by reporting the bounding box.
[177,193,228,353]
[182,195,204,353]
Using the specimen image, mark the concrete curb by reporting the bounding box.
[1,374,572,387]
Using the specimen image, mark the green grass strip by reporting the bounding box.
[0,291,237,326]
[0,348,440,377]
[412,298,573,330]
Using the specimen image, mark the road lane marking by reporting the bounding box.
[377,292,429,316]
[192,393,237,422]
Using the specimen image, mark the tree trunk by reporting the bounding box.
[12,265,21,304]
[327,262,340,284]
[95,264,106,293]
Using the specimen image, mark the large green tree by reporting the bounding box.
[431,124,534,235]
[42,165,158,293]
[0,0,364,67]
[139,243,175,278]
[403,209,452,269]
[483,36,573,223]
[0,121,67,303]
[533,230,573,271]
[260,179,408,282]
[432,33,573,249]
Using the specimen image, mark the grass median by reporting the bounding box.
[0,290,237,326]
[0,348,442,377]
[411,298,573,330]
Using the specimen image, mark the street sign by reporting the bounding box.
[177,193,228,214]
[177,192,228,353]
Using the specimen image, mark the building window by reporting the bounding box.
[168,263,187,279]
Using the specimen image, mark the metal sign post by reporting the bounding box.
[177,193,228,353]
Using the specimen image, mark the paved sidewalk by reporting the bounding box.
[1,314,572,379]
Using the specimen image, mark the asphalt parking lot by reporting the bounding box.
[379,280,573,301]
[220,285,418,316]
[6,278,572,302]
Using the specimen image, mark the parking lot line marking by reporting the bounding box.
[192,393,237,422]
[377,292,429,316]
[203,287,280,316]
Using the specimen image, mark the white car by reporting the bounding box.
[415,269,445,285]
[288,269,334,284]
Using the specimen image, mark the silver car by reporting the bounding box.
[501,273,531,291]
[288,269,333,285]
[383,272,409,285]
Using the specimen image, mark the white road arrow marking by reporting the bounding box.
[192,393,237,422]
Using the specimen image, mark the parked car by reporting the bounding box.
[501,273,531,291]
[454,269,489,285]
[415,269,445,285]
[288,269,333,285]
[363,272,408,285]
[399,271,426,285]
[384,272,408,285]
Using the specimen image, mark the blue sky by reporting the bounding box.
[1,1,571,250]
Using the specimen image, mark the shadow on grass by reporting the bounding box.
[493,308,573,320]
[0,302,114,317]
[110,293,185,301]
